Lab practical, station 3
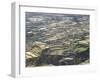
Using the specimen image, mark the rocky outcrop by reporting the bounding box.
[32,47,89,66]
[25,12,89,67]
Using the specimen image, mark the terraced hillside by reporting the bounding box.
[25,12,89,67]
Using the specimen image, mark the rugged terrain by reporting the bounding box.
[25,12,89,67]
